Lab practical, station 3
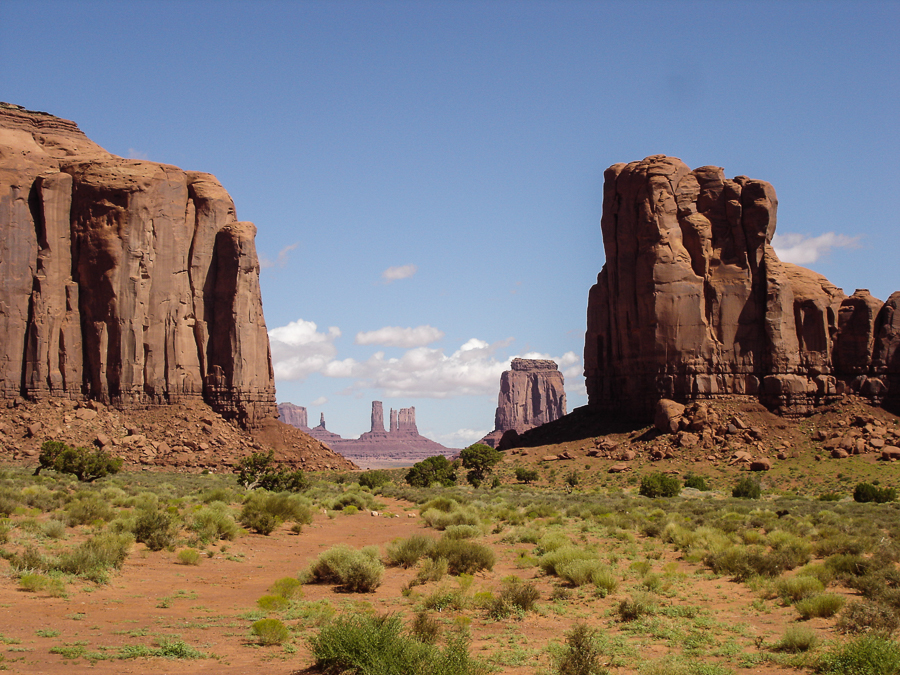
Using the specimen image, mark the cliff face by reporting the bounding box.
[277,402,308,430]
[584,155,900,418]
[0,104,276,427]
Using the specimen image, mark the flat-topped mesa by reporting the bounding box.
[397,407,417,433]
[277,402,308,430]
[0,105,276,427]
[584,155,900,418]
[511,358,558,372]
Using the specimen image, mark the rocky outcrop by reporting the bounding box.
[0,104,275,427]
[584,155,899,418]
[277,402,308,430]
[480,358,567,447]
[284,401,454,469]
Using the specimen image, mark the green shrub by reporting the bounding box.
[269,577,303,599]
[556,560,616,591]
[430,539,495,575]
[540,546,595,576]
[36,440,123,481]
[133,507,179,551]
[177,548,201,566]
[460,443,501,487]
[515,467,539,484]
[732,476,762,499]
[19,573,65,597]
[776,575,825,603]
[56,532,133,582]
[639,473,681,498]
[773,625,819,653]
[488,577,540,618]
[854,483,897,504]
[190,502,239,543]
[414,557,448,585]
[305,544,384,592]
[617,593,656,622]
[240,491,313,535]
[421,506,480,530]
[359,470,391,490]
[817,635,900,675]
[442,525,481,540]
[683,473,710,491]
[64,496,115,526]
[387,535,436,568]
[0,518,11,544]
[308,613,487,675]
[837,600,900,635]
[257,594,290,611]
[795,593,845,619]
[705,546,795,581]
[235,450,308,491]
[252,618,290,645]
[405,455,458,488]
[41,519,66,539]
[554,623,608,675]
[411,611,441,644]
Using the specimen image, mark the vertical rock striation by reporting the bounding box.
[0,103,276,426]
[277,402,309,430]
[584,155,899,418]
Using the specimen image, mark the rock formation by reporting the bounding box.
[584,155,900,418]
[0,103,275,427]
[283,401,454,468]
[480,358,567,448]
[277,402,308,430]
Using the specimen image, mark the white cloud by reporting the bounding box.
[382,264,417,283]
[432,428,491,447]
[127,148,148,160]
[772,232,861,264]
[311,396,328,406]
[260,242,300,270]
[355,325,445,348]
[268,319,341,380]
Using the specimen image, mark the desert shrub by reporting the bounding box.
[64,496,115,526]
[120,638,206,659]
[308,613,487,675]
[36,440,123,481]
[133,506,179,551]
[305,544,384,592]
[488,577,540,618]
[423,586,469,611]
[19,572,65,596]
[732,476,762,499]
[235,450,308,491]
[442,524,481,540]
[556,560,618,595]
[704,546,796,581]
[0,518,11,544]
[460,443,501,487]
[773,625,819,653]
[405,455,458,488]
[358,470,390,490]
[797,563,834,588]
[683,473,710,491]
[190,502,239,543]
[795,593,845,619]
[431,538,495,575]
[818,492,842,502]
[41,519,66,539]
[252,618,290,645]
[421,506,480,531]
[414,557,448,585]
[554,623,608,675]
[387,535,436,568]
[240,491,313,535]
[269,577,303,599]
[199,487,237,504]
[177,548,201,566]
[617,593,656,622]
[258,594,290,611]
[825,553,871,579]
[817,635,900,675]
[776,575,825,603]
[639,473,681,498]
[411,611,441,644]
[515,467,539,484]
[329,490,378,512]
[812,533,870,557]
[854,483,897,504]
[536,531,571,554]
[837,600,900,635]
[56,532,133,582]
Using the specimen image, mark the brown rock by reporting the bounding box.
[676,432,699,448]
[882,446,900,461]
[0,105,276,428]
[608,463,630,473]
[26,422,42,437]
[831,448,850,459]
[95,433,110,447]
[750,458,772,471]
[541,455,559,462]
[618,449,637,461]
[655,399,685,434]
[75,408,97,421]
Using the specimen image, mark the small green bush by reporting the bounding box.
[235,450,308,491]
[387,535,436,568]
[617,594,656,622]
[358,470,391,490]
[133,507,179,551]
[305,544,384,592]
[252,618,290,645]
[796,593,845,619]
[515,467,539,484]
[269,577,303,600]
[683,473,710,491]
[442,525,481,540]
[64,496,116,526]
[190,502,239,543]
[177,548,201,566]
[41,519,66,539]
[776,575,825,603]
[837,600,900,635]
[732,476,762,499]
[773,625,819,653]
[411,611,441,644]
[257,594,290,611]
[539,546,594,576]
[36,440,123,481]
[554,623,608,675]
[488,577,540,618]
[421,506,480,531]
[19,573,66,597]
[56,532,133,582]
[639,473,681,498]
[430,538,495,575]
[556,560,616,592]
[817,635,900,675]
[854,483,897,504]
[240,491,313,535]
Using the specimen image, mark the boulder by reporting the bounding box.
[882,446,900,461]
[608,463,630,473]
[655,399,685,434]
[831,448,850,459]
[750,458,772,471]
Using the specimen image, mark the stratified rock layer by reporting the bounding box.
[277,402,309,430]
[0,104,275,426]
[481,358,567,447]
[584,155,900,418]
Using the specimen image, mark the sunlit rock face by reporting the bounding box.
[0,103,275,427]
[584,155,899,418]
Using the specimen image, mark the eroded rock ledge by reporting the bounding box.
[584,155,899,418]
[0,104,275,427]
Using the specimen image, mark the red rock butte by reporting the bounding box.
[0,103,276,427]
[584,155,900,419]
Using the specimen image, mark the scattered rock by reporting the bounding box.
[655,399,685,434]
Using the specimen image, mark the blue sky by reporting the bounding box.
[3,1,898,446]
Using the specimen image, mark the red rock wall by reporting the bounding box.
[493,359,567,434]
[1,104,276,427]
[584,155,899,417]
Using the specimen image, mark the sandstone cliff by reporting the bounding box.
[277,402,309,430]
[0,103,276,427]
[584,155,900,418]
[480,358,567,448]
